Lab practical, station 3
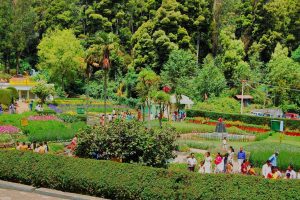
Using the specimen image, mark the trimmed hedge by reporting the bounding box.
[187,110,300,130]
[0,151,300,200]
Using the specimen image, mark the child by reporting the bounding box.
[248,164,256,175]
[198,161,205,174]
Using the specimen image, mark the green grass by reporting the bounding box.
[176,140,216,150]
[48,143,65,154]
[23,121,86,142]
[0,134,12,143]
[170,122,252,135]
[246,142,300,170]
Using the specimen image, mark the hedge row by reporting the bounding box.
[0,151,300,200]
[187,110,300,130]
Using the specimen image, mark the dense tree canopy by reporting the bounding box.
[0,0,299,111]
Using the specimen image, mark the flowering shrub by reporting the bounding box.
[0,125,20,134]
[28,115,59,121]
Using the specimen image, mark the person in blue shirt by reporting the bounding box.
[237,147,246,172]
[269,152,279,167]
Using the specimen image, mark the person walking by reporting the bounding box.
[204,152,212,174]
[29,100,33,111]
[214,152,223,173]
[269,151,279,167]
[228,146,234,164]
[237,147,246,172]
[187,153,197,172]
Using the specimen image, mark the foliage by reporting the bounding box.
[193,97,240,113]
[161,49,198,102]
[176,140,216,150]
[0,89,13,106]
[0,134,12,143]
[6,87,18,100]
[170,122,248,135]
[32,80,55,105]
[194,54,226,100]
[76,120,177,168]
[136,68,160,124]
[22,121,86,142]
[266,43,300,107]
[247,142,300,170]
[37,29,85,91]
[1,151,300,200]
[187,109,300,130]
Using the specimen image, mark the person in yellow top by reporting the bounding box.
[248,164,256,175]
[267,166,279,179]
[38,142,46,154]
[19,142,28,151]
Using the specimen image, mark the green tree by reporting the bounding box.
[32,80,55,105]
[0,0,13,73]
[194,54,226,101]
[136,68,160,127]
[37,29,85,91]
[11,0,36,75]
[161,49,197,110]
[152,91,170,128]
[267,43,300,106]
[292,45,300,63]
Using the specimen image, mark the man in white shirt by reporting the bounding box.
[286,165,297,179]
[262,160,271,178]
[187,153,197,172]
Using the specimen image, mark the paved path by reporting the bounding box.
[0,189,63,200]
[16,101,29,114]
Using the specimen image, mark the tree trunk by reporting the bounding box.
[159,104,163,128]
[61,76,65,92]
[142,103,145,122]
[196,33,200,64]
[104,69,108,125]
[16,51,20,75]
[147,99,151,129]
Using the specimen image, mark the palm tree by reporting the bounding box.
[85,32,120,124]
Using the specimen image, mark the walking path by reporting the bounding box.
[16,101,29,114]
[0,188,62,200]
[0,180,107,200]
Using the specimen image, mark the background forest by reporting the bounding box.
[0,0,300,112]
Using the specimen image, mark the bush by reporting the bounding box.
[0,151,300,200]
[0,89,13,106]
[76,121,178,168]
[187,110,300,130]
[58,114,80,123]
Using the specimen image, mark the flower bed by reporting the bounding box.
[189,119,269,133]
[0,125,20,134]
[284,131,300,136]
[28,115,59,121]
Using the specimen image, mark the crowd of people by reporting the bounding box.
[187,145,300,180]
[15,141,49,154]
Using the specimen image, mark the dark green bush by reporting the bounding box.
[0,89,13,105]
[58,114,80,123]
[76,120,178,168]
[6,87,18,99]
[37,110,56,115]
[0,151,300,200]
[187,110,300,130]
